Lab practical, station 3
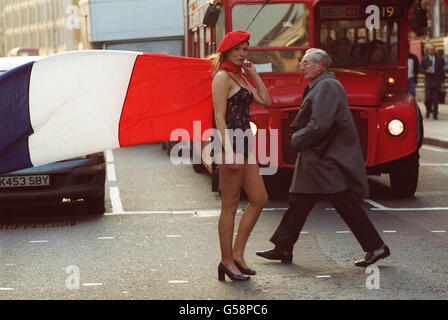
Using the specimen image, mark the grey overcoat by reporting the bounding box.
[289,71,369,198]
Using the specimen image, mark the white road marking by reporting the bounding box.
[109,186,124,213]
[383,230,397,233]
[431,230,446,233]
[103,203,448,215]
[316,275,331,278]
[300,231,309,234]
[29,240,48,243]
[262,207,288,211]
[105,210,195,216]
[336,231,350,234]
[97,237,115,240]
[105,149,115,163]
[169,280,188,284]
[371,207,448,211]
[166,234,182,238]
[106,208,289,216]
[194,210,221,217]
[420,163,448,167]
[0,288,13,291]
[422,145,448,152]
[363,199,387,210]
[107,164,117,181]
[82,283,103,287]
[363,199,448,211]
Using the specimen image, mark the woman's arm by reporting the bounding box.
[242,61,272,107]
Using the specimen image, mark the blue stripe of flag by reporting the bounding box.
[0,62,35,174]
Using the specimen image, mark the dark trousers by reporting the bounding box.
[408,78,416,97]
[270,190,384,253]
[425,86,440,116]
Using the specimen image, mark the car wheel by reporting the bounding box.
[84,196,105,215]
[389,151,419,198]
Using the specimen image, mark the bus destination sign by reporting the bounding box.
[320,5,402,20]
[319,6,361,19]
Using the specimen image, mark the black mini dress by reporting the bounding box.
[223,74,254,159]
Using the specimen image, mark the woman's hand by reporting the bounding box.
[242,60,272,107]
[242,60,257,76]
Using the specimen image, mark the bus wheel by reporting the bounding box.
[389,151,419,198]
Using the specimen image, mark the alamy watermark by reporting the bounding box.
[66,5,81,30]
[365,5,381,30]
[168,121,279,175]
[67,4,383,31]
[365,265,380,290]
[65,265,80,290]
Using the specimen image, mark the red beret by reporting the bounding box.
[217,30,250,52]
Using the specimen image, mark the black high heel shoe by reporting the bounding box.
[234,260,256,275]
[218,263,250,281]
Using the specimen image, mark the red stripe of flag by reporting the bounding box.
[118,53,213,147]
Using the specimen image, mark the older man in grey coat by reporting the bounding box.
[257,48,390,267]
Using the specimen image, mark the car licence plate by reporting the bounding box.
[0,175,50,188]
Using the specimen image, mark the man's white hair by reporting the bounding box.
[305,48,332,67]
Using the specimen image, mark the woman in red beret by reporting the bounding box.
[209,30,272,281]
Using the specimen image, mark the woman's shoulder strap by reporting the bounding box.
[225,72,243,87]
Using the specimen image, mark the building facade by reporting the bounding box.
[408,0,448,102]
[410,0,448,53]
[1,0,81,56]
[0,0,185,56]
[79,0,184,55]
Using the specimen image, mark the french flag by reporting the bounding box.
[0,50,213,175]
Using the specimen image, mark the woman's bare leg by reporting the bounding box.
[233,162,268,268]
[218,157,245,275]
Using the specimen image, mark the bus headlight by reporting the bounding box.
[388,119,404,136]
[387,77,396,86]
[250,121,258,135]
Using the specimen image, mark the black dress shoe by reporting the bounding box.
[433,114,438,120]
[354,244,390,267]
[425,112,430,119]
[218,263,250,281]
[234,260,256,275]
[256,247,293,263]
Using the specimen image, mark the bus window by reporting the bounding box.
[232,3,309,47]
[192,30,198,58]
[215,6,226,46]
[320,20,398,65]
[231,3,309,73]
[245,50,305,73]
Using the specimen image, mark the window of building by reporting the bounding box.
[441,2,448,35]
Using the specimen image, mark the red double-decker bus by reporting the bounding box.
[185,0,425,197]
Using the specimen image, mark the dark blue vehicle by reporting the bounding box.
[0,57,106,215]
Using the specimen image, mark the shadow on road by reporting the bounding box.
[0,202,103,227]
